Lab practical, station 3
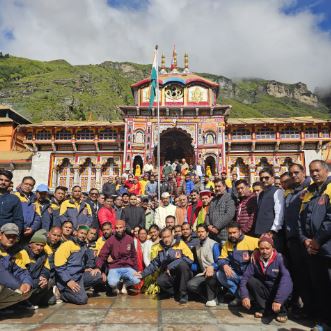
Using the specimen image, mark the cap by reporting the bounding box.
[161,192,170,198]
[36,184,49,192]
[0,223,19,236]
[258,234,274,247]
[199,190,211,197]
[30,229,47,244]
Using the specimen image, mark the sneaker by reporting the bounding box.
[206,299,218,307]
[179,295,188,304]
[18,301,38,310]
[48,296,57,305]
[121,284,127,295]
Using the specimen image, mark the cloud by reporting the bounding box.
[0,0,331,89]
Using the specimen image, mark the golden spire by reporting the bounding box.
[160,53,167,74]
[183,52,190,73]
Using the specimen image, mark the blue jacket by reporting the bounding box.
[240,250,293,304]
[185,180,194,195]
[0,192,24,233]
[298,177,331,258]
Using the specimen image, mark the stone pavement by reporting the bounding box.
[0,293,313,331]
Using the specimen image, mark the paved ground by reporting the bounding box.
[0,293,313,331]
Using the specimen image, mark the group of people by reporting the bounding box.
[0,158,330,330]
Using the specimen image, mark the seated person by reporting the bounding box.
[240,235,293,323]
[181,223,200,250]
[20,229,53,307]
[137,227,194,304]
[0,223,32,310]
[217,222,259,306]
[54,225,103,305]
[96,220,140,295]
[95,222,112,256]
[187,224,220,307]
[61,221,74,241]
[86,227,98,251]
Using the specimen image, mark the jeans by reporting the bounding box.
[217,269,241,297]
[107,267,140,288]
[187,274,219,301]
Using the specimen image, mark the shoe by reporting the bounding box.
[112,288,120,296]
[228,297,241,307]
[206,298,218,307]
[127,286,139,295]
[17,301,38,310]
[179,295,188,304]
[48,296,56,305]
[121,284,127,294]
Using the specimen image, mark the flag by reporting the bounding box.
[149,49,158,108]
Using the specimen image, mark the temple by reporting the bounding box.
[1,51,330,190]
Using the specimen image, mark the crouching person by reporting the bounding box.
[54,225,103,305]
[240,235,293,323]
[0,223,32,310]
[137,227,194,304]
[96,220,140,295]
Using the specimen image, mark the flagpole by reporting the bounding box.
[155,44,161,201]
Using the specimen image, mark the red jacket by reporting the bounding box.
[97,206,116,232]
[236,193,257,234]
[187,200,203,225]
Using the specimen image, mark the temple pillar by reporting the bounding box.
[51,167,57,190]
[249,164,256,185]
[73,164,80,186]
[95,164,102,190]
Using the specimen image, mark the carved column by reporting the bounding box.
[95,164,102,191]
[73,164,80,186]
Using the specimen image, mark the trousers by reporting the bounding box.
[107,267,140,288]
[187,274,218,301]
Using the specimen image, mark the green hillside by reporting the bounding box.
[0,55,330,122]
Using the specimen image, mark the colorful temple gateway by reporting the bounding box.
[0,53,330,191]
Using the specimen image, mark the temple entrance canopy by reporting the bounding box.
[154,128,195,164]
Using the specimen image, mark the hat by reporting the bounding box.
[161,192,170,198]
[258,234,274,247]
[36,184,49,192]
[200,190,211,197]
[1,223,19,236]
[30,229,47,244]
[77,225,90,231]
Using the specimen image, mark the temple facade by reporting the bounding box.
[1,52,330,190]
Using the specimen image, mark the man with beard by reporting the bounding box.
[167,173,178,197]
[113,195,123,220]
[181,223,199,250]
[187,190,202,227]
[86,188,102,229]
[217,222,259,306]
[0,170,23,233]
[205,179,236,246]
[187,224,220,307]
[154,192,176,229]
[121,194,145,234]
[95,222,113,256]
[54,225,103,305]
[96,220,140,295]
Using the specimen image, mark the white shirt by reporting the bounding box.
[271,189,285,232]
[154,204,177,229]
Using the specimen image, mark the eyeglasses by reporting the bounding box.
[260,176,270,180]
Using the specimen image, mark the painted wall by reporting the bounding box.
[0,123,14,151]
[30,152,51,187]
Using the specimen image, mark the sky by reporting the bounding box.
[0,0,331,90]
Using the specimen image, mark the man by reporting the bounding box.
[194,160,204,179]
[113,195,123,220]
[181,223,200,250]
[172,159,181,174]
[274,176,281,189]
[102,177,116,197]
[187,190,202,226]
[86,227,98,250]
[205,179,236,245]
[146,174,157,200]
[122,193,145,233]
[15,176,41,238]
[0,223,32,310]
[122,192,130,207]
[187,224,220,307]
[298,160,331,328]
[162,161,173,180]
[175,194,188,225]
[174,225,182,238]
[167,173,178,197]
[48,186,67,228]
[180,174,194,196]
[193,190,211,230]
[165,215,176,231]
[86,188,101,229]
[181,158,189,175]
[0,170,23,233]
[138,227,194,303]
[95,222,112,256]
[44,226,62,282]
[221,171,232,190]
[141,198,154,230]
[55,225,103,305]
[283,163,312,316]
[280,172,291,191]
[157,175,171,197]
[59,186,93,229]
[97,195,116,232]
[235,180,257,234]
[253,168,284,252]
[240,235,292,323]
[154,192,176,229]
[193,176,203,192]
[252,181,263,196]
[34,184,53,232]
[217,222,259,306]
[143,159,154,175]
[96,220,140,295]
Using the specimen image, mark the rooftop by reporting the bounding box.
[0,105,31,125]
[227,116,330,125]
[18,121,124,128]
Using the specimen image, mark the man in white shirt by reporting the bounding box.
[154,192,176,229]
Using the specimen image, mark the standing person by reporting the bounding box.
[0,170,23,233]
[154,192,176,229]
[98,195,116,232]
[121,193,130,207]
[146,174,157,200]
[298,160,331,329]
[137,227,194,304]
[162,161,173,180]
[221,172,232,190]
[102,177,116,196]
[193,176,203,192]
[180,158,189,176]
[235,180,257,235]
[194,160,204,179]
[253,168,284,252]
[49,186,67,228]
[15,176,41,238]
[96,220,140,295]
[187,224,220,307]
[180,174,194,196]
[139,173,149,197]
[59,186,93,230]
[34,184,52,232]
[121,194,145,234]
[86,188,102,229]
[157,175,170,197]
[113,195,123,220]
[252,182,263,197]
[141,198,155,230]
[187,190,202,227]
[193,190,211,230]
[166,173,178,197]
[205,179,236,246]
[175,195,188,225]
[143,159,154,175]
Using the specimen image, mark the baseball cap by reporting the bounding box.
[36,184,49,192]
[161,192,170,198]
[0,223,19,236]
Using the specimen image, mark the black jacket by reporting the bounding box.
[102,182,117,196]
[122,205,145,232]
[0,192,24,233]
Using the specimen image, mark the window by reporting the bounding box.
[204,132,216,144]
[321,128,330,138]
[232,128,251,140]
[134,130,144,144]
[256,128,275,139]
[56,129,71,140]
[36,129,51,140]
[305,127,318,138]
[280,127,300,139]
[76,129,94,140]
[26,132,33,140]
[99,128,117,140]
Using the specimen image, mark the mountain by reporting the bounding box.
[0,54,330,122]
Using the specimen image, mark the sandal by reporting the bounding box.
[254,312,263,318]
[276,314,288,323]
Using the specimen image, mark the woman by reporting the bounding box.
[61,220,74,241]
[138,228,152,267]
[97,195,116,234]
[240,235,293,323]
